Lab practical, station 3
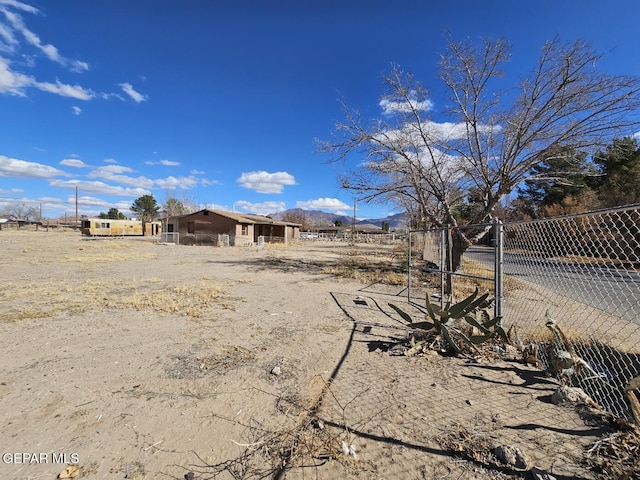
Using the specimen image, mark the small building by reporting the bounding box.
[0,216,32,230]
[165,209,300,246]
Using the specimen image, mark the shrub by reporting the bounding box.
[389,288,507,355]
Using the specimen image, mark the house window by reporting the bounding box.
[241,224,248,236]
[100,222,110,229]
[187,222,195,234]
[203,210,209,216]
[167,224,174,233]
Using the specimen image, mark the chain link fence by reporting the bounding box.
[300,232,403,244]
[408,221,500,317]
[159,233,290,246]
[409,204,640,422]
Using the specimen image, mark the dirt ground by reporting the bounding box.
[0,230,623,479]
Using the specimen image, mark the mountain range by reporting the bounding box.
[268,208,409,229]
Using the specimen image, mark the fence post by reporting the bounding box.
[493,219,504,321]
[407,231,413,303]
[440,227,446,309]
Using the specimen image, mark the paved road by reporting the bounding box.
[464,245,640,323]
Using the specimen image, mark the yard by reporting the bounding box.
[0,230,633,479]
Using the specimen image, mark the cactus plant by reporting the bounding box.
[389,288,507,355]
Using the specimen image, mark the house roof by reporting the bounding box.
[174,209,301,227]
[0,216,24,223]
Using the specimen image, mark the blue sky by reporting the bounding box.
[1,0,639,221]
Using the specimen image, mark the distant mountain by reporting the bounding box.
[359,212,408,228]
[268,208,346,226]
[268,208,408,229]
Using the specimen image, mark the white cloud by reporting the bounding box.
[0,154,65,178]
[119,82,147,103]
[72,195,116,207]
[0,56,30,95]
[50,179,150,197]
[426,120,499,140]
[160,159,179,166]
[234,200,286,216]
[0,1,89,71]
[200,178,220,187]
[62,195,132,215]
[35,79,93,99]
[0,21,17,49]
[0,2,157,104]
[0,56,94,99]
[0,1,38,14]
[71,105,81,115]
[0,186,22,193]
[145,159,180,166]
[37,195,62,202]
[92,164,130,174]
[190,169,205,175]
[98,91,124,101]
[373,119,500,186]
[70,60,89,73]
[380,92,434,115]
[103,158,117,164]
[296,198,351,213]
[0,195,77,218]
[60,158,86,168]
[83,164,206,191]
[154,175,199,190]
[87,164,154,189]
[236,170,296,194]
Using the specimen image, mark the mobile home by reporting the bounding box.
[80,219,161,237]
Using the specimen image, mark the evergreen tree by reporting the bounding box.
[516,149,596,217]
[592,137,640,207]
[107,208,126,219]
[130,195,159,227]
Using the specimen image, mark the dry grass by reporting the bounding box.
[0,277,234,322]
[3,231,156,265]
[321,244,408,286]
[321,263,407,285]
[190,378,376,480]
[586,428,640,479]
[454,257,527,300]
[63,242,158,264]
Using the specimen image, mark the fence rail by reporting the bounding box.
[408,204,640,421]
[299,232,403,245]
[159,233,289,246]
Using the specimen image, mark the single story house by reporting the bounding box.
[165,209,301,246]
[0,216,34,230]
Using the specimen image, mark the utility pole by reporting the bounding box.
[75,186,79,226]
[352,199,356,242]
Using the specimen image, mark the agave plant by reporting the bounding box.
[389,288,507,355]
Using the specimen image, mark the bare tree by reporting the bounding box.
[0,203,39,221]
[282,210,316,231]
[319,36,640,231]
[163,195,200,217]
